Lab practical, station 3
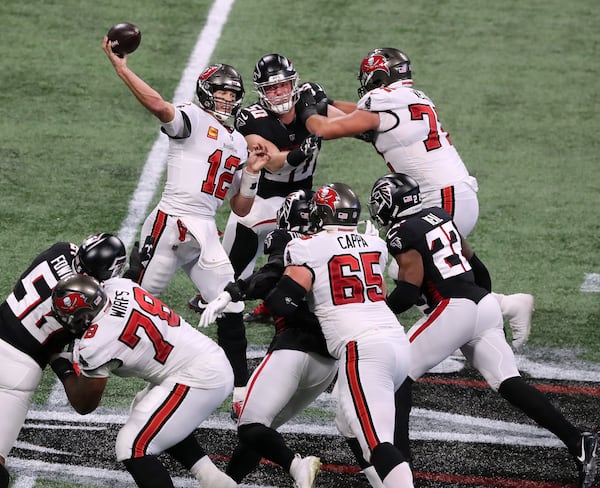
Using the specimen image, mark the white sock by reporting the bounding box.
[382,461,414,487]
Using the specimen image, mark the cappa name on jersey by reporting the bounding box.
[110,290,130,318]
[336,233,368,249]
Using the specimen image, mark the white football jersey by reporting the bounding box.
[74,278,229,389]
[284,229,402,359]
[158,103,249,217]
[358,81,471,194]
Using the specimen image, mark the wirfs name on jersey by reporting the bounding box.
[336,233,368,249]
[110,290,130,318]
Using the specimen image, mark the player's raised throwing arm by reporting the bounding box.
[101,36,175,123]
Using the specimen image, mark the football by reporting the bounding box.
[106,22,141,57]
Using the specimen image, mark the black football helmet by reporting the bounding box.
[196,64,245,122]
[368,173,422,226]
[253,53,300,114]
[310,183,361,230]
[73,233,127,281]
[358,48,412,98]
[51,274,107,336]
[276,189,313,233]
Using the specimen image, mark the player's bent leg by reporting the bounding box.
[226,442,263,483]
[122,456,174,488]
[371,442,413,488]
[238,422,296,471]
[498,376,581,452]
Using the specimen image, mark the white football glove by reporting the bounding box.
[359,219,380,237]
[198,291,232,328]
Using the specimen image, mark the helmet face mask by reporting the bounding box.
[74,233,127,281]
[196,64,245,122]
[358,47,412,98]
[368,173,422,227]
[277,190,313,233]
[51,275,107,336]
[253,54,299,114]
[310,183,361,231]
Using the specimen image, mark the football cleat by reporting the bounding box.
[187,294,208,314]
[243,301,273,323]
[576,431,598,488]
[290,454,321,488]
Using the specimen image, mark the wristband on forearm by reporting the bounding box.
[239,167,260,198]
[285,148,306,167]
[51,357,77,382]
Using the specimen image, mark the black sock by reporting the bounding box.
[371,442,407,481]
[394,377,414,464]
[165,433,206,470]
[216,312,249,386]
[499,376,581,454]
[226,442,263,482]
[228,223,259,278]
[237,423,295,471]
[122,456,174,488]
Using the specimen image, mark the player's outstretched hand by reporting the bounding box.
[199,291,232,328]
[245,142,270,173]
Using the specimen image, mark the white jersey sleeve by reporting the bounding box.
[358,82,471,194]
[157,103,249,217]
[75,278,232,389]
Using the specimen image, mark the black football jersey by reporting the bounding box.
[386,207,487,308]
[0,242,78,367]
[244,228,331,358]
[234,82,328,198]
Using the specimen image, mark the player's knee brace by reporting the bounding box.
[371,442,408,482]
[122,456,174,488]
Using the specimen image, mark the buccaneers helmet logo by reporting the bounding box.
[198,65,220,81]
[314,187,339,213]
[361,54,390,75]
[54,292,92,315]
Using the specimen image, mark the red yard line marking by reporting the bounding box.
[418,377,600,397]
[211,455,595,487]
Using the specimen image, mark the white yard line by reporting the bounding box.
[581,272,600,292]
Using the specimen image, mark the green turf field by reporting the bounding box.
[1,0,599,484]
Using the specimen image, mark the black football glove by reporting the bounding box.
[295,89,319,125]
[123,238,152,282]
[286,134,322,167]
[300,82,333,106]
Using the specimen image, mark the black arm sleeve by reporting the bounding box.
[386,281,421,314]
[468,253,492,292]
[265,275,308,318]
